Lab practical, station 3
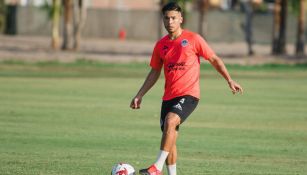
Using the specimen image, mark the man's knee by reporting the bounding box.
[164,113,181,129]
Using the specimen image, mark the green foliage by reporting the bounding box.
[289,0,300,16]
[169,0,193,6]
[167,0,194,22]
[40,0,53,19]
[168,0,193,11]
[40,0,62,20]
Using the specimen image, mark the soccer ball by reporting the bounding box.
[111,163,136,175]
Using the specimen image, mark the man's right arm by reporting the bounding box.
[130,68,161,109]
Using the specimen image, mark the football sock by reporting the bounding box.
[167,164,176,175]
[154,150,169,171]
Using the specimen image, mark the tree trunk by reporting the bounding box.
[198,9,205,37]
[0,0,6,33]
[272,0,280,54]
[62,0,74,50]
[279,0,287,54]
[198,0,209,38]
[51,0,61,50]
[272,0,287,55]
[73,0,87,50]
[241,1,254,55]
[296,0,305,56]
[5,4,17,35]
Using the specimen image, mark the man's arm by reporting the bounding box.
[208,55,243,94]
[130,68,161,109]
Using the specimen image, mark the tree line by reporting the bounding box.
[0,0,305,57]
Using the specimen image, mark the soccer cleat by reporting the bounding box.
[139,164,162,175]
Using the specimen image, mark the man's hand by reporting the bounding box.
[130,96,142,109]
[228,80,243,95]
[208,55,243,95]
[129,68,161,110]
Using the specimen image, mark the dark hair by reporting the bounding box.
[162,2,182,15]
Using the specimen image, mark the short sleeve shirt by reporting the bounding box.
[150,30,215,100]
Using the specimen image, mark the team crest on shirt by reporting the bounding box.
[181,39,189,47]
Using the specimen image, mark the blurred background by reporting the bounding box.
[0,0,306,63]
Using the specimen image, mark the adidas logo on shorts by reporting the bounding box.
[173,103,182,111]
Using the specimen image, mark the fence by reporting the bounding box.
[17,6,297,44]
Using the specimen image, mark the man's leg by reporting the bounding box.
[161,113,180,151]
[140,112,180,175]
[166,132,178,175]
[154,112,180,170]
[165,133,177,165]
[140,96,198,175]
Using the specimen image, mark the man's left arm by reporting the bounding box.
[208,55,243,94]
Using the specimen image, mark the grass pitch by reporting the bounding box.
[0,61,306,175]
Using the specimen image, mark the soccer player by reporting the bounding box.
[130,2,243,175]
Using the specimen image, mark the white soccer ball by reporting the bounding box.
[111,163,136,175]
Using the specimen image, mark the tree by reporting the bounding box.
[272,0,288,55]
[241,0,255,55]
[295,0,305,56]
[0,0,5,33]
[62,0,74,50]
[51,0,61,50]
[197,0,209,38]
[73,0,87,50]
[62,0,87,51]
[5,0,19,35]
[49,0,87,51]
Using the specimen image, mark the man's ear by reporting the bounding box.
[180,16,183,24]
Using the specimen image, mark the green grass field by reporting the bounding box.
[0,61,307,175]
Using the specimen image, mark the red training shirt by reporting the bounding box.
[150,30,215,101]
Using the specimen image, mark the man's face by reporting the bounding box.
[163,10,183,33]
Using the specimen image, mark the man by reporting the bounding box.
[130,2,243,175]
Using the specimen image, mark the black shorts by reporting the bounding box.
[160,95,199,131]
